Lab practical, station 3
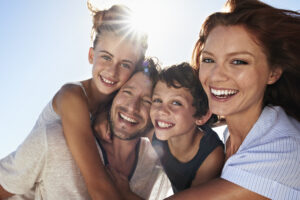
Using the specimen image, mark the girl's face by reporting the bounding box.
[199,25,281,119]
[89,32,141,95]
[150,81,199,141]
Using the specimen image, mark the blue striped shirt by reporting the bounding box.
[221,106,300,200]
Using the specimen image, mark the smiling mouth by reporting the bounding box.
[211,88,238,99]
[156,120,174,129]
[100,75,116,86]
[119,112,138,125]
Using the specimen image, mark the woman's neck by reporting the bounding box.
[225,104,263,158]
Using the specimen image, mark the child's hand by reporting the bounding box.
[106,165,131,193]
[93,111,112,143]
[102,121,112,143]
[107,166,143,200]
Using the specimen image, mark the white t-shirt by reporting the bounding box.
[0,122,172,200]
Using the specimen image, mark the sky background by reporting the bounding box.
[0,0,299,159]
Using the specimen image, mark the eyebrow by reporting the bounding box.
[99,50,113,57]
[99,50,135,65]
[201,50,255,58]
[122,85,135,90]
[152,92,188,100]
[123,85,152,98]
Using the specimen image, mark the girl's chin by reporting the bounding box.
[155,132,169,141]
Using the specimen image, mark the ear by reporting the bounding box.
[195,110,212,126]
[88,47,94,64]
[267,67,282,85]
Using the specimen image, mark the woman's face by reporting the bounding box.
[199,25,279,119]
[89,32,141,95]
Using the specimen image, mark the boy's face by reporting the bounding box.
[150,81,199,140]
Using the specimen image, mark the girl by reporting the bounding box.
[150,63,224,193]
[50,5,148,199]
[169,0,300,199]
[1,4,148,200]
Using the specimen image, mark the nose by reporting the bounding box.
[126,97,140,113]
[156,103,170,116]
[209,62,228,82]
[105,62,118,78]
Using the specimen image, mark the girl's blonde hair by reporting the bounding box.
[87,2,148,62]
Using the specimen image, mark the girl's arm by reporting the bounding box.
[54,84,122,200]
[167,146,268,199]
[107,166,143,200]
[191,145,224,187]
[0,185,14,199]
[166,178,268,200]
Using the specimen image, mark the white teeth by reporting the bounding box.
[120,113,137,123]
[157,121,173,128]
[211,88,238,97]
[101,76,115,85]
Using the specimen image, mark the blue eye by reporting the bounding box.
[172,101,182,106]
[121,63,131,69]
[232,60,248,65]
[202,58,214,63]
[152,98,162,103]
[102,55,111,61]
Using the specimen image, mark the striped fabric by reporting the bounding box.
[221,106,300,200]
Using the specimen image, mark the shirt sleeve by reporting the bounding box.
[0,126,47,195]
[221,136,300,200]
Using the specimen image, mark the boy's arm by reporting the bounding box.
[54,85,121,200]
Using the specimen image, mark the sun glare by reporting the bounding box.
[88,0,182,66]
[129,3,160,36]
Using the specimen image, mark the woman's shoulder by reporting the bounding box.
[262,106,300,135]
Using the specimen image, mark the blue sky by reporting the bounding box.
[0,0,299,159]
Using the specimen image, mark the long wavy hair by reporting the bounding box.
[192,0,300,121]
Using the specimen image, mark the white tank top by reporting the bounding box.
[34,82,88,128]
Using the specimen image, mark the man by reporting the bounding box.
[0,60,172,199]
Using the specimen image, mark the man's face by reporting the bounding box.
[109,72,153,140]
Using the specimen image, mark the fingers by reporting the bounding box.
[105,124,113,143]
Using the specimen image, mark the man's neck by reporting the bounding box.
[101,137,140,177]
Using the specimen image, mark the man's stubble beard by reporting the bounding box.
[109,108,153,141]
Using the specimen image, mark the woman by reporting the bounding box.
[168,0,300,199]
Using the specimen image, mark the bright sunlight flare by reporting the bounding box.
[88,0,172,60]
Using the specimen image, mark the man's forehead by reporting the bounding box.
[122,72,152,91]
